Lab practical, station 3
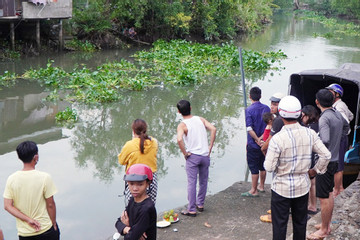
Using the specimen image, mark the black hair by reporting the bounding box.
[250,87,261,101]
[132,119,151,154]
[16,141,38,163]
[302,105,319,124]
[316,89,334,108]
[283,117,298,122]
[262,112,274,124]
[177,100,191,116]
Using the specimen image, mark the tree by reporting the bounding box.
[294,0,300,10]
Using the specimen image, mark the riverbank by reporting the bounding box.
[156,174,360,240]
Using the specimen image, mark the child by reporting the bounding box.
[262,112,274,142]
[115,164,157,240]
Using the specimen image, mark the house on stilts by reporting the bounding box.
[0,0,72,50]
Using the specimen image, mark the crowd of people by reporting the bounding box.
[1,85,352,239]
[244,84,351,240]
[1,99,216,240]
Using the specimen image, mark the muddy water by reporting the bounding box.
[1,13,360,239]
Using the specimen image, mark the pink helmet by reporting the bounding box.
[124,164,153,181]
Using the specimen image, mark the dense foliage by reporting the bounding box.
[302,0,360,19]
[69,0,274,42]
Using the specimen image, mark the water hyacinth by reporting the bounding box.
[55,107,78,128]
[1,40,287,104]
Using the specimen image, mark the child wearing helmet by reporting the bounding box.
[115,164,157,240]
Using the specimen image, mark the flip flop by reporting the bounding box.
[260,214,272,223]
[308,209,319,215]
[241,191,259,197]
[181,209,196,217]
[257,188,265,193]
[196,206,204,212]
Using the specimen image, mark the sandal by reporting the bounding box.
[260,214,272,223]
[241,191,259,197]
[181,209,197,217]
[196,206,204,212]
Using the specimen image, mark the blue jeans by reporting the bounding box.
[185,154,210,212]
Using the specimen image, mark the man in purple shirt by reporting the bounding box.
[242,87,270,197]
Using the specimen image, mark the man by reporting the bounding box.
[261,92,285,156]
[177,100,216,216]
[3,141,60,240]
[308,89,349,240]
[264,96,331,240]
[242,87,270,197]
[326,83,353,196]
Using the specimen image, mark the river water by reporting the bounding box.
[1,13,360,239]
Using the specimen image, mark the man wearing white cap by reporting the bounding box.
[264,96,331,240]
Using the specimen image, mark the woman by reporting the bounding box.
[301,105,320,215]
[118,119,158,204]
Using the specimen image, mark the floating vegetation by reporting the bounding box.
[55,107,78,128]
[0,71,18,88]
[312,32,335,39]
[134,40,286,85]
[298,11,360,37]
[0,40,287,104]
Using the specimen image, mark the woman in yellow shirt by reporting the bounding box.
[118,119,158,204]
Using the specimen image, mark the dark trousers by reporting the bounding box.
[19,225,60,240]
[271,190,308,240]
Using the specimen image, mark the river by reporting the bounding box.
[1,12,360,239]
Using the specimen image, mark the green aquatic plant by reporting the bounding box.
[55,107,78,127]
[3,40,286,102]
[312,32,335,39]
[297,11,360,37]
[23,60,69,88]
[134,40,286,85]
[0,71,18,88]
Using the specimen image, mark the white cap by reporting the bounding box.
[269,92,285,102]
[278,95,302,119]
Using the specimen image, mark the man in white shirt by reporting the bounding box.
[177,100,216,217]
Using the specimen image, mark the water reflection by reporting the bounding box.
[0,81,69,155]
[71,74,247,182]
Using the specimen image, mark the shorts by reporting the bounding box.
[316,162,338,198]
[246,145,265,174]
[19,224,60,240]
[337,135,348,172]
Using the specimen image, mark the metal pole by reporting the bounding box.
[238,47,250,182]
[36,20,41,51]
[59,19,63,51]
[10,22,15,50]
